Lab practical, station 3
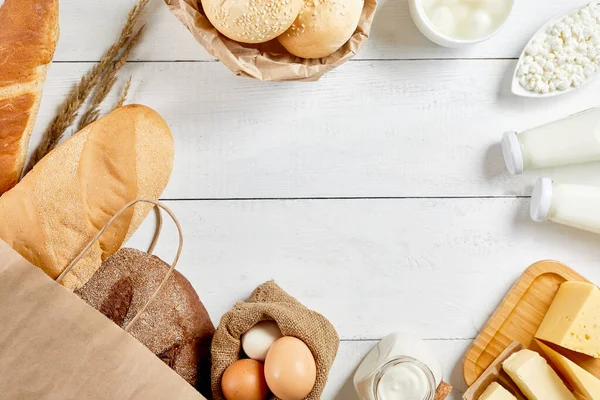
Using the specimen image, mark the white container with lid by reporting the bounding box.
[502,107,600,175]
[531,178,600,234]
[353,333,443,400]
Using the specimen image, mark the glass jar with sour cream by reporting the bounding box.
[354,333,443,400]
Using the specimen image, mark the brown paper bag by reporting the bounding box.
[165,0,377,81]
[0,239,206,399]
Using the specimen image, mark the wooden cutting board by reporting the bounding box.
[462,341,527,400]
[462,260,599,386]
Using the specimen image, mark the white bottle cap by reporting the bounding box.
[501,131,524,175]
[530,178,553,222]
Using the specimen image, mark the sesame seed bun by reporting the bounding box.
[202,0,303,44]
[278,0,364,59]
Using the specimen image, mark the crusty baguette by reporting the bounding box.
[0,0,59,195]
[0,105,174,290]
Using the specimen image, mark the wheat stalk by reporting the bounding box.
[78,26,144,130]
[113,77,133,111]
[77,75,117,131]
[23,0,149,175]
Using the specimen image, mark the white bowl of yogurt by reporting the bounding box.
[409,0,515,47]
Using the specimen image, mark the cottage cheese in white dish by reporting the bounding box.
[516,2,600,94]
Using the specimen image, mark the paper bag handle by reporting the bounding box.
[56,199,184,332]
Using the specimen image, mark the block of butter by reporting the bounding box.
[538,341,600,400]
[502,349,576,400]
[535,282,600,358]
[478,382,516,399]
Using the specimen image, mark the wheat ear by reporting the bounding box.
[23,0,149,175]
[78,26,144,130]
[113,77,133,111]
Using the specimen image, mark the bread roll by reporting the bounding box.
[0,105,174,290]
[278,0,364,58]
[75,248,215,397]
[0,0,59,195]
[202,0,303,43]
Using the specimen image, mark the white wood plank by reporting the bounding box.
[325,339,470,399]
[125,198,600,341]
[54,0,587,61]
[33,60,600,199]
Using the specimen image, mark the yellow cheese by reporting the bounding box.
[538,341,600,400]
[502,349,576,400]
[478,382,517,400]
[535,282,600,358]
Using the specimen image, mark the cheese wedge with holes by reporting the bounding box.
[478,382,517,400]
[535,282,600,358]
[502,349,576,400]
[538,341,600,400]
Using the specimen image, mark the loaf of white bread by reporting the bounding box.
[0,105,174,290]
[0,0,59,195]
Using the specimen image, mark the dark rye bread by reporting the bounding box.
[75,248,214,396]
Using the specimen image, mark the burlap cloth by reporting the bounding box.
[211,281,339,399]
[164,0,377,81]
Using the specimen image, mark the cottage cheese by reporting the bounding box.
[517,2,600,94]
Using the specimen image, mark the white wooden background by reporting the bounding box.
[29,0,600,398]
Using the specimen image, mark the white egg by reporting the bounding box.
[430,6,456,36]
[242,321,283,362]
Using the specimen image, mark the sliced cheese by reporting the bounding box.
[538,341,600,400]
[478,382,517,400]
[502,349,576,400]
[535,282,600,358]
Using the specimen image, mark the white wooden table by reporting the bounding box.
[34,0,600,398]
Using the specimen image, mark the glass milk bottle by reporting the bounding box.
[531,178,600,234]
[354,333,442,400]
[502,108,600,175]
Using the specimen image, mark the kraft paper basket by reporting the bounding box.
[165,0,377,81]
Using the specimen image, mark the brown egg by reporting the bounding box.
[221,359,269,400]
[264,337,317,400]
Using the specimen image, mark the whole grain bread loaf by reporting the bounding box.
[75,248,215,397]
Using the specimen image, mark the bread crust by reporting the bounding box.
[201,0,303,43]
[0,0,59,195]
[0,105,175,290]
[278,0,364,58]
[75,248,215,397]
